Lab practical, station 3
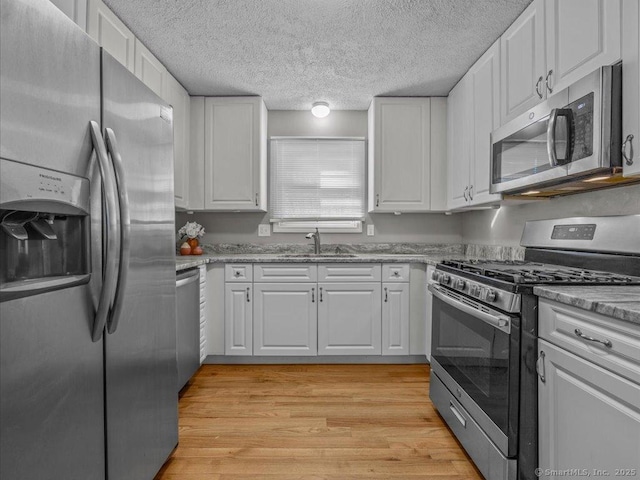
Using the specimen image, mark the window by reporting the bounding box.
[270,137,365,232]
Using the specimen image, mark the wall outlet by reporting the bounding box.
[367,224,375,236]
[258,224,271,236]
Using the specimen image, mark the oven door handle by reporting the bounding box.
[429,284,511,334]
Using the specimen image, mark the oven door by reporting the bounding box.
[429,284,520,457]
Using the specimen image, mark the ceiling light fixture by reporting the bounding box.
[311,101,330,118]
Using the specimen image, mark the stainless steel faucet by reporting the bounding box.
[305,228,321,254]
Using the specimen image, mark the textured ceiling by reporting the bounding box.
[103,0,532,110]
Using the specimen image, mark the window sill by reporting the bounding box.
[271,220,363,233]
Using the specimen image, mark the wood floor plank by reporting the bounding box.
[154,364,483,480]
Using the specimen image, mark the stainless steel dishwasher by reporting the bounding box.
[176,268,201,390]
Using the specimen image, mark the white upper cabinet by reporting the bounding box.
[500,0,546,124]
[446,76,471,210]
[447,40,501,209]
[500,0,622,124]
[163,74,190,209]
[87,0,135,72]
[367,98,447,213]
[469,40,502,205]
[203,97,267,211]
[49,0,87,30]
[622,0,640,177]
[134,39,166,99]
[545,0,621,95]
[368,98,431,212]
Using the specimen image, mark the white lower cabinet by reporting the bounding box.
[253,283,317,356]
[317,283,382,355]
[382,283,409,355]
[224,283,252,355]
[537,340,640,478]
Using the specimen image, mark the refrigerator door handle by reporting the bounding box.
[105,127,131,335]
[89,121,120,342]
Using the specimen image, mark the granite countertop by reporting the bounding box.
[534,285,640,325]
[175,243,526,272]
[175,252,457,271]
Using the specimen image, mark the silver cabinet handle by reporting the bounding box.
[319,287,323,302]
[89,121,120,342]
[574,328,612,348]
[468,184,473,201]
[375,194,379,207]
[311,287,315,303]
[623,134,635,166]
[234,270,241,277]
[463,186,468,201]
[449,401,467,428]
[545,69,553,94]
[535,76,544,99]
[536,351,546,383]
[255,193,259,207]
[105,128,130,335]
[246,287,251,302]
[392,271,399,277]
[384,287,388,302]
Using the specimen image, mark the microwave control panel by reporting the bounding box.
[568,92,594,161]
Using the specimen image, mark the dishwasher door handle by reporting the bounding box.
[176,270,200,287]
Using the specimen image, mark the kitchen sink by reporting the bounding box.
[277,253,358,258]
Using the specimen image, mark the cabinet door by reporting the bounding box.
[382,283,409,356]
[538,340,640,479]
[224,283,252,355]
[469,40,502,206]
[622,0,640,177]
[253,284,317,356]
[87,0,135,72]
[318,283,381,355]
[134,39,166,99]
[204,97,267,211]
[163,74,190,209]
[49,0,87,30]
[446,76,471,209]
[369,98,431,212]
[500,0,546,123]
[545,0,621,95]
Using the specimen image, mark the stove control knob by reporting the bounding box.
[485,289,498,303]
[431,271,440,282]
[455,279,466,290]
[441,274,451,285]
[469,285,480,297]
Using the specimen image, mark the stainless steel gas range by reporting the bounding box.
[428,215,640,480]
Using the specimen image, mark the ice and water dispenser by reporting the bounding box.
[0,158,91,301]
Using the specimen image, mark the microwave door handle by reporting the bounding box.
[546,108,574,167]
[89,121,120,342]
[428,284,511,334]
[104,128,130,335]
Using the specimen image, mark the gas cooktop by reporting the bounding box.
[439,259,640,286]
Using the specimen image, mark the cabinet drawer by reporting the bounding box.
[318,264,381,282]
[225,264,253,282]
[254,264,317,282]
[382,264,410,282]
[538,299,640,384]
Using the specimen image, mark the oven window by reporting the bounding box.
[431,294,512,434]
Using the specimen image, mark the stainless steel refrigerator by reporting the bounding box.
[0,1,178,479]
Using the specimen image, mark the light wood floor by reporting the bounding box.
[155,364,483,480]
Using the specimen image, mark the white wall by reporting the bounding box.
[178,110,463,245]
[462,184,640,246]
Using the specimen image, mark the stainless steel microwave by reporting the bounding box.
[490,65,623,196]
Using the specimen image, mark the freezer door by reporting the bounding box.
[101,52,178,480]
[0,1,105,479]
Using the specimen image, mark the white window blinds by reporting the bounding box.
[270,138,365,219]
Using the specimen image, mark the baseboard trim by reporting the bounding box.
[203,355,429,365]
